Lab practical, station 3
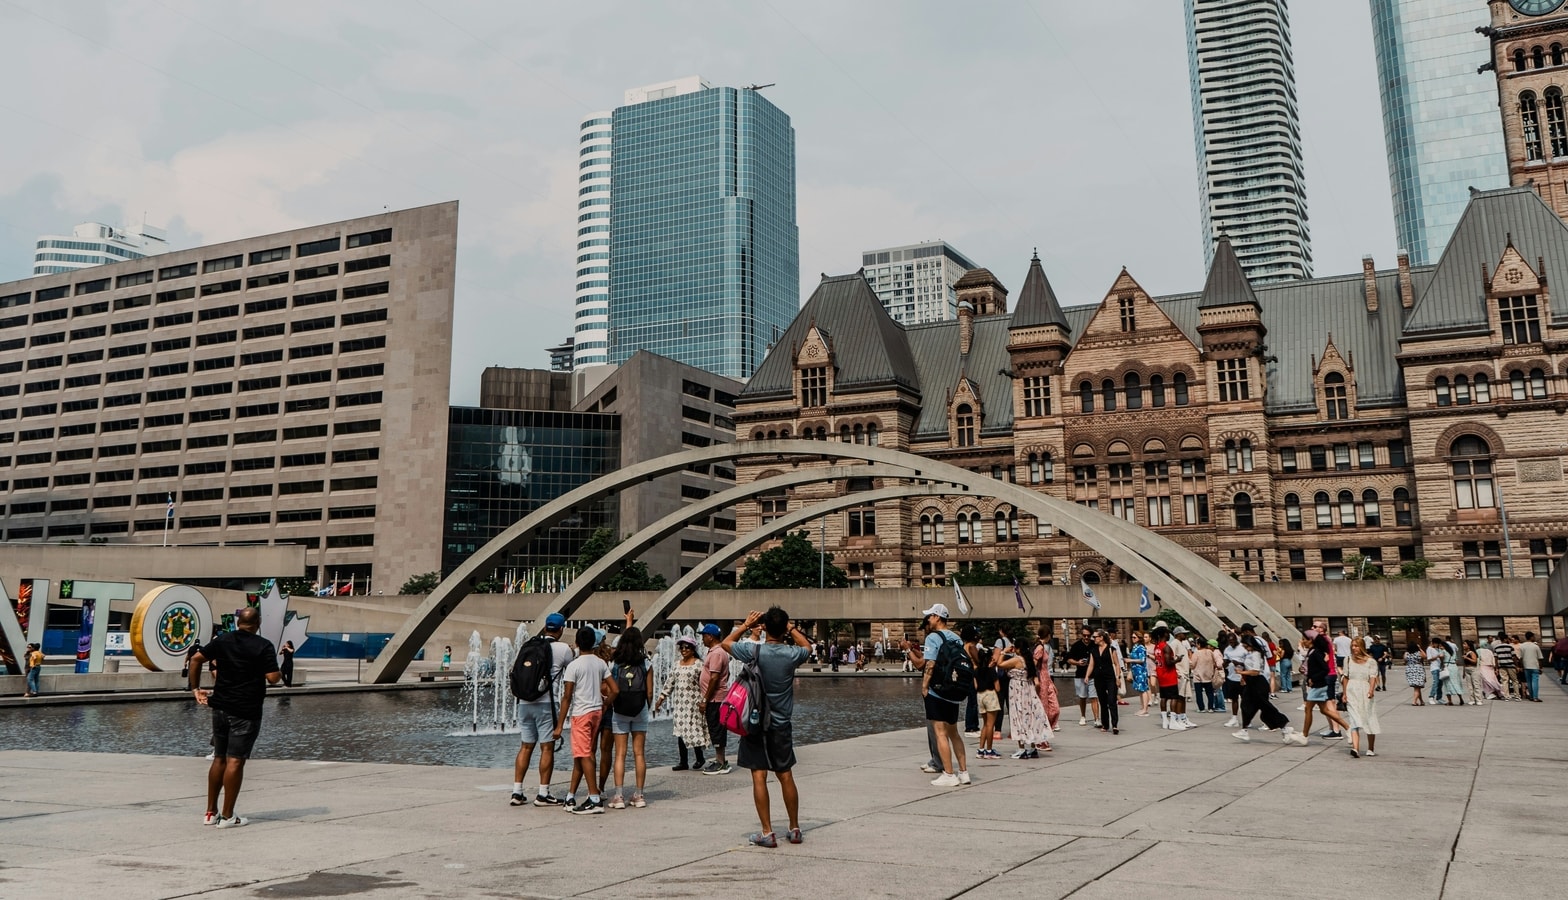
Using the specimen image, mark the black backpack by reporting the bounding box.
[929,632,974,699]
[611,662,649,717]
[510,636,557,702]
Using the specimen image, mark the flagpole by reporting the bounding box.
[163,492,172,547]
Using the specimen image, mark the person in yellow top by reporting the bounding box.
[23,643,44,698]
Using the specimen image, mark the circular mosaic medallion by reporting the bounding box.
[131,585,215,672]
[157,604,199,655]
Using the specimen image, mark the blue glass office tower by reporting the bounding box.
[608,83,799,379]
[1369,0,1509,265]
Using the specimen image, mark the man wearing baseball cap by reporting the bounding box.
[698,623,732,774]
[901,603,972,787]
[510,612,574,807]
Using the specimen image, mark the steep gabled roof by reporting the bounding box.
[1405,186,1568,335]
[740,273,919,400]
[907,316,1015,438]
[1011,252,1070,330]
[1198,236,1260,310]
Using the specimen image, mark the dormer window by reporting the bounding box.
[800,365,827,407]
[1323,372,1348,420]
[955,404,975,447]
[1498,295,1542,345]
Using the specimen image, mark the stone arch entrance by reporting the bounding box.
[364,440,1293,683]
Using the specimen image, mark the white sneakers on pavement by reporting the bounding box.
[931,772,961,787]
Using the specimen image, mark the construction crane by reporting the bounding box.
[742,83,776,91]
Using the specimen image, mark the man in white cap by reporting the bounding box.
[1170,625,1197,729]
[901,603,972,788]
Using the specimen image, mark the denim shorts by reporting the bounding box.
[611,707,651,734]
[1305,686,1329,703]
[516,702,556,745]
[1073,677,1094,699]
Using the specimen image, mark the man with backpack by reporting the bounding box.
[721,607,812,848]
[902,603,973,788]
[510,613,574,808]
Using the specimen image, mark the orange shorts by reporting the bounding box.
[570,710,601,758]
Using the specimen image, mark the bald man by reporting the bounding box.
[189,606,281,828]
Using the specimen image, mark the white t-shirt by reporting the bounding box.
[1333,635,1352,659]
[1223,644,1247,682]
[562,654,610,718]
[1243,649,1266,674]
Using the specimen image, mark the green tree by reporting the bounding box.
[1343,554,1386,580]
[739,530,848,589]
[1145,607,1192,633]
[399,571,442,595]
[574,527,668,591]
[952,559,1025,587]
[278,577,314,597]
[1395,559,1432,580]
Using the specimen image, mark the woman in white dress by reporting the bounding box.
[997,633,1053,757]
[653,636,709,770]
[1339,638,1381,758]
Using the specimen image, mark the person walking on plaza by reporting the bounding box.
[279,640,295,688]
[1221,631,1246,727]
[658,635,710,773]
[722,607,812,848]
[441,645,452,671]
[1493,634,1519,700]
[1066,625,1096,726]
[1552,633,1568,685]
[1189,636,1216,714]
[607,625,653,809]
[1085,629,1123,734]
[1477,639,1504,700]
[1517,632,1543,701]
[699,623,733,774]
[1301,633,1350,743]
[188,606,281,828]
[1231,629,1297,744]
[22,643,43,698]
[1034,627,1062,730]
[1430,637,1463,706]
[1333,630,1352,673]
[553,625,613,815]
[998,634,1053,754]
[1127,631,1151,717]
[511,613,574,807]
[1403,639,1427,705]
[961,625,982,736]
[1339,638,1381,758]
[1366,635,1386,691]
[902,603,972,787]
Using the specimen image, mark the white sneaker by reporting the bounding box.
[1285,732,1309,746]
[1180,718,1198,728]
[215,815,249,829]
[1231,730,1250,742]
[1010,748,1028,758]
[930,772,961,787]
[1295,705,1305,711]
[1365,750,1376,757]
[1223,716,1240,728]
[957,771,971,785]
[1078,717,1088,726]
[1280,727,1294,743]
[919,763,940,774]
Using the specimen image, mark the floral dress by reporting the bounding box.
[1008,664,1053,746]
[1127,643,1149,693]
[1404,651,1427,688]
[657,661,709,748]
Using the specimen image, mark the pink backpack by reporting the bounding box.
[718,655,769,737]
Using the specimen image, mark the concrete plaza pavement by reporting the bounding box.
[0,682,1563,899]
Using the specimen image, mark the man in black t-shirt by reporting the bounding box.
[1066,626,1096,726]
[189,606,280,829]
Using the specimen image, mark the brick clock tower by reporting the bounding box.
[1488,0,1568,219]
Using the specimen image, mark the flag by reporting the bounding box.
[952,579,971,616]
[1012,576,1029,612]
[1139,585,1152,613]
[1080,581,1100,611]
[337,578,352,596]
[166,493,174,519]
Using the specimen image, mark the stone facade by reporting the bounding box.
[735,189,1568,592]
[1489,0,1568,220]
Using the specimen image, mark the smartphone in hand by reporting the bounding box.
[622,598,632,614]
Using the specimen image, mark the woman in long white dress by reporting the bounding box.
[997,634,1053,757]
[1340,638,1381,758]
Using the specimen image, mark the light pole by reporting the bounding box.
[819,512,825,589]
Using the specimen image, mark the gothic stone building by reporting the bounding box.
[733,187,1568,588]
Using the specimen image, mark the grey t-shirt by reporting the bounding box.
[731,641,810,728]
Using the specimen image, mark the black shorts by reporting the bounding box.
[924,691,960,723]
[705,701,726,749]
[1222,680,1244,700]
[738,722,795,773]
[1158,684,1181,701]
[211,709,260,760]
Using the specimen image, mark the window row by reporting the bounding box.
[1434,368,1549,406]
[1078,372,1190,413]
[1278,488,1413,531]
[917,508,1022,545]
[1279,440,1408,473]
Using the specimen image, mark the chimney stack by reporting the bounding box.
[1362,255,1379,313]
[1397,251,1414,309]
[958,301,974,356]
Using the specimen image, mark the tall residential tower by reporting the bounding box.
[33,222,168,276]
[607,77,799,379]
[1185,0,1312,283]
[1370,0,1509,265]
[859,240,977,325]
[570,111,614,370]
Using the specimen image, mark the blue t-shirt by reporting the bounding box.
[731,641,810,728]
[924,629,959,661]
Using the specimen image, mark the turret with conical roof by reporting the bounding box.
[1197,235,1267,361]
[1012,251,1071,330]
[1006,252,1072,425]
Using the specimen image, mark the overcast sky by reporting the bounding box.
[0,1,1441,403]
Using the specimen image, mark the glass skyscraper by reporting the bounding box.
[608,81,799,379]
[1369,0,1509,266]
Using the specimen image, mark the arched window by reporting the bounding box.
[867,422,879,446]
[1454,374,1472,405]
[957,513,970,544]
[1323,372,1349,419]
[955,404,975,447]
[779,428,789,438]
[1314,491,1333,528]
[1240,438,1254,472]
[1515,48,1528,72]
[1450,436,1495,510]
[994,508,1018,542]
[1394,487,1413,526]
[1173,372,1190,406]
[1081,570,1101,585]
[1101,379,1117,412]
[1522,91,1545,162]
[933,514,946,544]
[919,514,935,546]
[853,423,865,444]
[1531,367,1549,398]
[1040,451,1055,483]
[766,429,777,439]
[1511,369,1528,400]
[1534,45,1546,69]
[1548,88,1568,158]
[1233,493,1254,530]
[754,430,765,440]
[1149,374,1166,408]
[840,424,851,443]
[1553,43,1564,66]
[817,427,828,440]
[1338,490,1357,527]
[1079,380,1094,413]
[1362,489,1381,527]
[1284,493,1302,531]
[1435,376,1451,406]
[1475,373,1491,403]
[1124,372,1142,409]
[1225,439,1239,475]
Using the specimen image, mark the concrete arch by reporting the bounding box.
[366,440,1291,683]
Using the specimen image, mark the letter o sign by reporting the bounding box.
[130,584,214,672]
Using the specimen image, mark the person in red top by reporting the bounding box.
[1551,634,1568,685]
[1150,623,1189,730]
